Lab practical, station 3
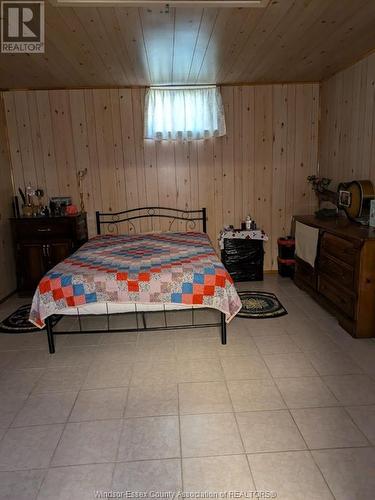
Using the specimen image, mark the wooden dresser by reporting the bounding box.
[293,215,375,338]
[11,213,88,294]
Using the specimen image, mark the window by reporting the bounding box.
[144,86,226,141]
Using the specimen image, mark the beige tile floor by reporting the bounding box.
[0,276,374,499]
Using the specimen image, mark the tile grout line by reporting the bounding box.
[47,389,81,464]
[4,401,375,430]
[221,359,258,491]
[319,373,375,407]
[1,446,375,474]
[3,367,46,434]
[272,362,338,500]
[340,405,372,447]
[109,362,134,490]
[273,373,342,409]
[176,383,184,492]
[34,386,82,499]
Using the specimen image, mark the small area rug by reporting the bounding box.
[0,304,61,333]
[237,291,287,319]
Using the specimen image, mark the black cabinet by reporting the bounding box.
[11,213,88,294]
[221,238,264,282]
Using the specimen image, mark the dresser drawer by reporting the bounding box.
[319,252,355,290]
[318,276,355,318]
[294,256,316,289]
[320,232,359,266]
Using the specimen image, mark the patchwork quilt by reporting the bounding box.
[29,232,242,328]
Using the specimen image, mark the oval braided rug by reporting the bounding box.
[0,304,61,333]
[237,291,287,319]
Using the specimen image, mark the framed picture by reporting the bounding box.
[338,190,351,208]
[50,196,72,216]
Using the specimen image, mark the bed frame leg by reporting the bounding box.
[220,313,227,345]
[46,317,55,354]
[141,312,146,329]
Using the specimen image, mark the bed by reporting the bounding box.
[29,207,242,353]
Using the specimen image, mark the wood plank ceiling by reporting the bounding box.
[1,0,375,89]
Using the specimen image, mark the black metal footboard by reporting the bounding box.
[45,308,227,354]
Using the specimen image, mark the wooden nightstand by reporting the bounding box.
[11,213,88,294]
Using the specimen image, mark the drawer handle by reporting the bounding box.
[37,228,52,232]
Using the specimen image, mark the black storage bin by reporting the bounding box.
[221,238,264,282]
[278,257,295,278]
[277,237,295,259]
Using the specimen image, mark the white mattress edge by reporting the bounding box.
[58,301,208,316]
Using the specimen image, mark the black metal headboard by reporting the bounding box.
[95,206,207,235]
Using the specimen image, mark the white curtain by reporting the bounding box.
[144,86,226,141]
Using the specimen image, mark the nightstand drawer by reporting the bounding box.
[13,218,73,239]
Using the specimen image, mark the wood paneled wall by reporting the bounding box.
[0,96,16,300]
[319,52,375,187]
[2,84,319,270]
